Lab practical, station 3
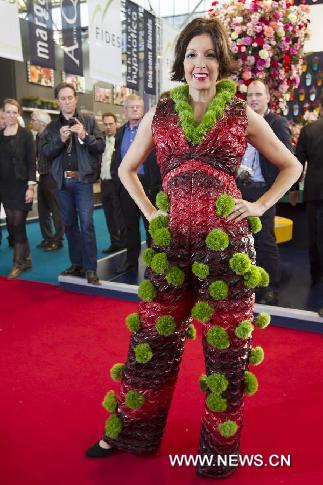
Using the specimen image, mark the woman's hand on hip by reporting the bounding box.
[227,198,265,222]
[25,187,34,204]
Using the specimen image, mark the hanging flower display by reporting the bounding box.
[208,0,311,112]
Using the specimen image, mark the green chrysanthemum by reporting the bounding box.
[134,343,153,364]
[229,252,252,275]
[191,301,214,323]
[199,374,208,392]
[156,315,176,336]
[255,312,271,329]
[209,280,229,300]
[248,216,262,234]
[151,252,169,274]
[192,261,210,279]
[138,280,157,302]
[215,194,235,217]
[125,312,141,332]
[125,390,145,410]
[102,390,117,413]
[149,215,168,235]
[234,320,254,339]
[156,191,170,212]
[186,323,197,340]
[207,325,230,349]
[142,248,156,266]
[152,227,172,247]
[206,372,229,394]
[105,414,122,439]
[243,265,262,289]
[165,266,185,287]
[249,346,265,366]
[206,392,227,412]
[258,267,270,287]
[110,363,125,382]
[218,420,238,438]
[244,371,259,396]
[206,228,229,251]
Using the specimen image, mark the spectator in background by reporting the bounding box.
[31,110,64,251]
[41,83,105,285]
[100,112,126,254]
[111,94,161,273]
[0,109,5,246]
[0,99,36,279]
[238,79,293,305]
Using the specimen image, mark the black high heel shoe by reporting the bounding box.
[85,441,115,458]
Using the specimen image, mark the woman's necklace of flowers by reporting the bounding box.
[170,79,237,146]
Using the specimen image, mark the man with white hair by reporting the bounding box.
[31,110,64,251]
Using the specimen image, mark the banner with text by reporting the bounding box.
[143,9,156,95]
[125,0,139,91]
[0,0,23,62]
[88,0,122,84]
[28,0,55,69]
[61,0,83,75]
[160,19,179,93]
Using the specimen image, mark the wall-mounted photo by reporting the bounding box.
[27,62,54,87]
[62,73,85,94]
[114,85,132,106]
[94,86,113,104]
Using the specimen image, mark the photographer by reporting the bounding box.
[41,82,105,284]
[238,79,293,305]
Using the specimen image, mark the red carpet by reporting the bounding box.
[1,277,322,485]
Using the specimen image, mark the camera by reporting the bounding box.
[67,117,77,127]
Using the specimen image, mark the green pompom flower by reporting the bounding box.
[249,346,265,366]
[191,301,214,323]
[152,227,172,247]
[186,323,197,340]
[165,266,185,287]
[125,390,145,410]
[207,325,230,349]
[156,315,176,336]
[244,371,259,396]
[248,216,262,234]
[206,392,227,412]
[206,229,229,251]
[244,266,262,289]
[258,267,270,287]
[125,313,141,332]
[209,280,229,300]
[102,390,117,413]
[229,252,252,275]
[192,261,210,279]
[156,191,170,212]
[142,248,156,266]
[206,372,229,393]
[151,252,169,274]
[255,312,271,329]
[110,363,125,382]
[138,280,157,302]
[199,374,208,392]
[134,343,153,363]
[105,414,122,439]
[218,420,238,438]
[215,194,235,217]
[149,215,168,235]
[234,320,254,339]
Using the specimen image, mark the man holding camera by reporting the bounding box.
[238,79,293,305]
[41,82,105,284]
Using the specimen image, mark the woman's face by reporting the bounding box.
[183,34,219,91]
[4,103,19,127]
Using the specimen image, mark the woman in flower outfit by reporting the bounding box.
[87,18,301,478]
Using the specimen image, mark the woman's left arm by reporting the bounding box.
[228,106,302,222]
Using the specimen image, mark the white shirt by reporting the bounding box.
[100,135,115,180]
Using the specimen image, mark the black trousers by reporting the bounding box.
[239,182,280,287]
[37,174,64,243]
[306,200,323,281]
[101,179,126,247]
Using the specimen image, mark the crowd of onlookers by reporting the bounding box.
[0,81,322,309]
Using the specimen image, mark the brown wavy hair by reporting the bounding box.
[171,17,238,83]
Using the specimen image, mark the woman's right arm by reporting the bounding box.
[118,106,158,221]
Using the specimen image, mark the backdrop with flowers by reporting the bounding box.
[209,0,311,119]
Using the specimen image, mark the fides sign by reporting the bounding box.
[28,0,55,68]
[61,0,83,75]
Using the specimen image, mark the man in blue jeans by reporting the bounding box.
[41,82,105,284]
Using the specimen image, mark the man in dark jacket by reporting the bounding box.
[238,79,293,305]
[41,82,105,284]
[290,95,323,294]
[111,94,162,273]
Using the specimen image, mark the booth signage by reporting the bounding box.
[28,0,55,69]
[61,0,83,76]
[143,9,156,95]
[125,0,139,91]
